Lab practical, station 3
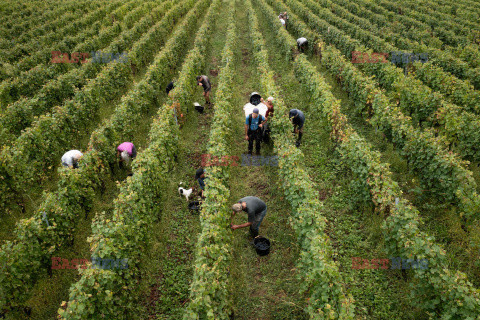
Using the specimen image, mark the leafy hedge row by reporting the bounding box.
[253,0,356,317]
[0,0,95,58]
[259,2,480,316]
[330,0,473,53]
[281,0,480,221]
[0,0,122,66]
[300,0,396,55]
[293,54,480,318]
[301,0,476,87]
[57,6,218,320]
[0,0,167,145]
[421,0,480,21]
[184,2,235,318]
[0,0,137,107]
[0,0,114,76]
[340,0,480,70]
[277,0,480,162]
[377,0,480,68]
[321,46,480,221]
[57,97,180,320]
[325,0,465,50]
[0,1,97,64]
[0,0,195,211]
[0,1,51,34]
[378,0,479,38]
[0,0,208,315]
[165,0,221,116]
[13,0,128,71]
[413,61,480,114]
[319,0,480,89]
[280,0,363,58]
[361,61,480,162]
[0,0,82,42]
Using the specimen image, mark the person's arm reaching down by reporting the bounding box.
[231,222,253,230]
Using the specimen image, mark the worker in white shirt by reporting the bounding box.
[278,11,289,28]
[243,92,267,118]
[61,150,83,169]
[297,37,308,53]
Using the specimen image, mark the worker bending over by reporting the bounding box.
[231,196,267,239]
[289,109,305,147]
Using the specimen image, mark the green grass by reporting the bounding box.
[2,9,204,320]
[0,3,176,240]
[254,4,424,318]
[312,38,480,289]
[225,4,307,319]
[136,4,229,319]
[3,0,480,319]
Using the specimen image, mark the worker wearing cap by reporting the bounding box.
[289,109,305,147]
[245,108,266,155]
[195,168,206,198]
[231,196,267,239]
[61,150,83,169]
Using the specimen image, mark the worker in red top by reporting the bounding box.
[261,97,274,143]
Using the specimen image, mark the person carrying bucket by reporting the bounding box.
[231,196,267,239]
[196,75,212,105]
[289,109,305,147]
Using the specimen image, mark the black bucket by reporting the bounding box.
[188,201,201,212]
[253,236,270,256]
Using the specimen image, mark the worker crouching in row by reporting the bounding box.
[61,142,137,170]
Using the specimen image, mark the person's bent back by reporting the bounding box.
[117,142,136,167]
[231,196,268,239]
[61,150,83,169]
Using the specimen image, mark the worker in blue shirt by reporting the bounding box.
[245,108,266,155]
[289,109,305,147]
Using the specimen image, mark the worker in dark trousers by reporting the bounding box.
[261,96,274,143]
[195,168,206,198]
[231,196,267,240]
[289,109,305,147]
[245,108,266,155]
[196,75,212,105]
[166,81,175,95]
[297,37,308,53]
